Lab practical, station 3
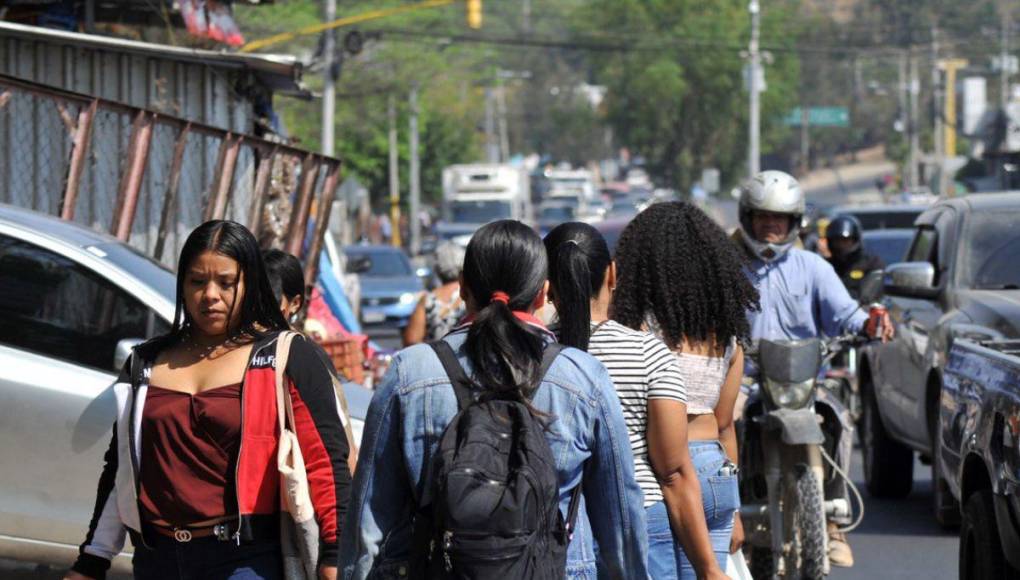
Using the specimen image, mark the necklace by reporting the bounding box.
[182,330,243,359]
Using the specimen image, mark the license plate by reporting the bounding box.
[362,311,385,324]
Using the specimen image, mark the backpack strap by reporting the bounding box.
[565,484,583,539]
[430,341,474,411]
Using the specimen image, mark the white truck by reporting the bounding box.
[544,168,599,220]
[439,164,532,246]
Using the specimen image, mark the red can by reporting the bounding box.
[866,303,887,337]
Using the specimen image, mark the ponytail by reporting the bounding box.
[462,220,550,397]
[544,222,613,352]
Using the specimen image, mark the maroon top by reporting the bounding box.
[139,383,242,526]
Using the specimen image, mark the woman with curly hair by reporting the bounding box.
[613,201,760,579]
[545,222,728,580]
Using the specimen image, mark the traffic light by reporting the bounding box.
[466,0,482,29]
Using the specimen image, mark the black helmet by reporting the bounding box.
[826,215,862,245]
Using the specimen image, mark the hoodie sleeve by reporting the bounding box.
[286,336,353,567]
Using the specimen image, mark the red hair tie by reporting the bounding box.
[490,291,511,305]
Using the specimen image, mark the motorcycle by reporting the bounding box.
[739,335,863,579]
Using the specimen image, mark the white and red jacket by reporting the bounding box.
[72,332,352,579]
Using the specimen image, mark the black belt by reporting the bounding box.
[143,516,279,544]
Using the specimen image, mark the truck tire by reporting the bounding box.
[960,490,1020,580]
[861,382,913,498]
[794,466,826,580]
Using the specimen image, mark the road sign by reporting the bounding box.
[782,107,850,128]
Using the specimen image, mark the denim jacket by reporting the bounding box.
[338,328,649,580]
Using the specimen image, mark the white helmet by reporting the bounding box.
[738,170,805,261]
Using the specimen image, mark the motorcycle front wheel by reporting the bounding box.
[792,465,827,579]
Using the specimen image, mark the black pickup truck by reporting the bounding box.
[859,192,1020,527]
[941,339,1020,579]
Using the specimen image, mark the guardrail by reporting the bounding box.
[0,73,341,284]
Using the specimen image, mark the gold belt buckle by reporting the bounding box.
[173,529,193,543]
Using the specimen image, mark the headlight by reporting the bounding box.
[399,292,417,305]
[764,377,815,409]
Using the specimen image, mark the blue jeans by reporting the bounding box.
[132,533,283,580]
[646,440,739,580]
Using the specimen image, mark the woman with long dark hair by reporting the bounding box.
[613,202,760,579]
[67,221,351,580]
[339,220,647,578]
[545,222,727,580]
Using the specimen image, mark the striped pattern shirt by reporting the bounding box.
[586,320,687,507]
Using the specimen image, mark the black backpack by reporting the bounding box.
[410,341,581,580]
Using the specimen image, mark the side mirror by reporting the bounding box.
[884,262,937,299]
[859,270,885,305]
[114,338,144,371]
[347,256,372,274]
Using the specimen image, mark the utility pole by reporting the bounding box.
[748,0,762,177]
[1002,1,1013,108]
[322,0,336,158]
[939,58,969,195]
[496,80,510,162]
[388,94,401,248]
[908,49,921,190]
[409,84,421,256]
[484,87,499,163]
[522,0,531,34]
[931,25,943,194]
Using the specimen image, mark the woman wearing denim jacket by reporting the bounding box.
[545,222,728,580]
[338,220,648,579]
[613,203,760,578]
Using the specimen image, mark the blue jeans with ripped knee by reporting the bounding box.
[646,440,739,580]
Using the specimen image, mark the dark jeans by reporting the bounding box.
[132,533,283,580]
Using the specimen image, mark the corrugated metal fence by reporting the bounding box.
[0,73,340,284]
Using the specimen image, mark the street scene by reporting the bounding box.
[1,0,1019,579]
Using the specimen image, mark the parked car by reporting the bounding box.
[827,203,927,230]
[940,338,1020,578]
[0,204,369,571]
[343,244,423,327]
[858,192,1020,528]
[861,228,914,268]
[0,203,176,571]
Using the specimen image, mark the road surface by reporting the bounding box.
[828,449,957,580]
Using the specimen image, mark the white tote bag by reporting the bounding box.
[275,331,319,580]
[726,551,753,580]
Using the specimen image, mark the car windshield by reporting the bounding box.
[844,209,922,230]
[348,250,412,277]
[963,211,1020,289]
[862,232,913,267]
[540,205,575,221]
[451,200,512,223]
[548,196,580,209]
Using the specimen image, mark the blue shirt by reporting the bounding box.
[338,328,649,580]
[746,248,867,341]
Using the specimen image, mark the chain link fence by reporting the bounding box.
[0,74,342,278]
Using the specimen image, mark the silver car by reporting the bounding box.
[0,204,369,571]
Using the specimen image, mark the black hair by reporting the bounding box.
[462,220,549,398]
[263,249,306,304]
[170,220,289,340]
[613,201,760,349]
[543,222,612,351]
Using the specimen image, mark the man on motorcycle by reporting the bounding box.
[736,171,894,568]
[824,215,884,301]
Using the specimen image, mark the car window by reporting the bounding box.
[907,227,936,263]
[962,210,1020,289]
[0,235,170,372]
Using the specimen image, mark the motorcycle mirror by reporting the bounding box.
[858,269,884,305]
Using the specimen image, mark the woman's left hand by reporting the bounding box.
[318,564,338,580]
[730,513,746,554]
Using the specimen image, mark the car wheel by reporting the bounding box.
[861,380,914,498]
[932,429,961,528]
[960,490,1020,580]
